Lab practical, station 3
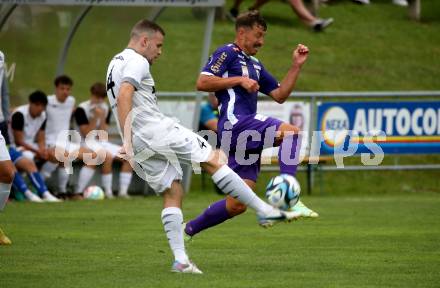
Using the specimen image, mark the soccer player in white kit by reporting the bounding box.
[106,19,300,274]
[0,132,14,245]
[74,82,133,198]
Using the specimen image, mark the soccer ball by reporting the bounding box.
[265,174,301,210]
[83,186,105,200]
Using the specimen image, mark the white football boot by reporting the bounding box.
[24,190,43,203]
[258,208,302,228]
[171,260,203,274]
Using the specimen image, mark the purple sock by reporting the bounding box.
[278,134,300,176]
[185,199,231,237]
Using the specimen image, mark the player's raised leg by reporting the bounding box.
[200,150,300,223]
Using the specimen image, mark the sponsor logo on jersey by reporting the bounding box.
[210,52,227,74]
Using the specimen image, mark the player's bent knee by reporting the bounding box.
[226,197,247,216]
[201,149,228,174]
[209,149,227,167]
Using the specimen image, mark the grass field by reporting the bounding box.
[1,2,440,286]
[1,193,439,287]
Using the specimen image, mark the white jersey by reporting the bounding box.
[75,100,110,133]
[106,48,174,142]
[105,48,212,193]
[45,95,75,145]
[10,104,46,146]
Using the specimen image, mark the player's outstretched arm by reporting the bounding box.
[196,74,259,93]
[269,44,309,104]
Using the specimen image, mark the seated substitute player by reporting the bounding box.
[184,11,318,238]
[42,75,104,199]
[0,131,15,245]
[106,19,300,274]
[9,91,60,201]
[10,90,49,161]
[74,82,133,198]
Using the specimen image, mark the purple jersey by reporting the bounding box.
[201,43,279,130]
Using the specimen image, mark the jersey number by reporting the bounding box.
[197,138,207,149]
[107,66,116,99]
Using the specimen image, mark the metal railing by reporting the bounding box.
[157,90,440,194]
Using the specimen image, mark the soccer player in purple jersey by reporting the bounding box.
[185,11,318,237]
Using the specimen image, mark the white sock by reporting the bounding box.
[161,207,188,264]
[76,166,95,194]
[102,173,113,196]
[212,165,273,216]
[57,168,70,193]
[119,172,132,196]
[40,162,58,179]
[0,182,12,211]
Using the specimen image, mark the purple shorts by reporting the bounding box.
[218,114,282,182]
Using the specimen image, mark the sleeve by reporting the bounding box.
[11,112,24,131]
[201,46,235,77]
[199,104,217,125]
[1,74,10,119]
[258,64,280,96]
[105,110,112,125]
[74,107,89,126]
[121,58,149,90]
[40,119,46,131]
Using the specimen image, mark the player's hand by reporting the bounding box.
[117,142,133,161]
[293,44,309,67]
[240,77,260,93]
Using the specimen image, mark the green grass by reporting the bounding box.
[1,193,440,287]
[1,4,439,285]
[1,0,440,103]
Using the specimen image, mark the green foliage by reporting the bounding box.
[1,1,439,104]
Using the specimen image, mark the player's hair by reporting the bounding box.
[235,10,267,31]
[130,19,165,39]
[29,90,48,106]
[54,75,73,87]
[90,82,107,99]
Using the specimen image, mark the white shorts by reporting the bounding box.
[85,141,121,158]
[0,133,10,161]
[49,141,81,155]
[132,121,212,193]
